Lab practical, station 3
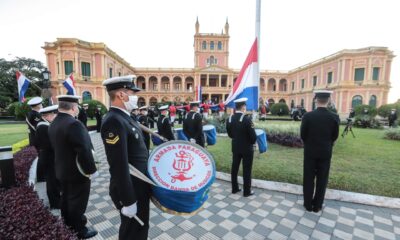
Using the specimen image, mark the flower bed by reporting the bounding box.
[261,124,303,148]
[0,146,77,239]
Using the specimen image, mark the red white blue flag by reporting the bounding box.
[224,38,258,110]
[16,71,31,102]
[63,73,76,95]
[195,85,202,102]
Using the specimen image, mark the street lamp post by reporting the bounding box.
[41,68,52,105]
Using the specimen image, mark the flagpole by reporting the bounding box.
[255,0,261,118]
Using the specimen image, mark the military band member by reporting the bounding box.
[183,101,205,147]
[301,90,339,213]
[95,106,102,132]
[101,76,151,240]
[26,97,43,148]
[169,103,177,126]
[131,106,139,121]
[157,105,175,141]
[389,109,397,127]
[36,105,61,209]
[78,103,89,128]
[48,95,98,239]
[138,106,151,150]
[226,98,257,197]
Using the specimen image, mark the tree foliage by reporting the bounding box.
[0,57,46,109]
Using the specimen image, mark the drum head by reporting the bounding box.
[148,140,216,192]
[255,129,264,136]
[202,124,215,131]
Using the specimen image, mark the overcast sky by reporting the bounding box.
[1,0,399,102]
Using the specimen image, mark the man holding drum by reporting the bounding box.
[101,75,151,240]
[226,98,257,197]
[301,90,339,213]
[157,105,175,141]
[183,101,205,147]
[137,106,151,151]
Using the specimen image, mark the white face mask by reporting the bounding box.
[142,111,148,116]
[123,95,138,112]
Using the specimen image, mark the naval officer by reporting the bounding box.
[26,96,43,148]
[301,90,339,212]
[183,101,205,147]
[101,75,151,240]
[48,95,98,239]
[137,106,151,150]
[157,105,175,141]
[226,97,257,197]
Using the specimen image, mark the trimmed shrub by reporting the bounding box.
[354,115,382,129]
[6,102,19,116]
[12,138,29,154]
[207,113,229,133]
[354,104,377,117]
[258,123,303,148]
[384,128,400,141]
[14,99,32,120]
[378,103,400,118]
[82,100,107,119]
[270,103,289,116]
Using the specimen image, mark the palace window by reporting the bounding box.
[210,41,214,50]
[218,41,222,50]
[301,99,304,107]
[369,95,377,107]
[82,91,92,101]
[64,61,73,75]
[313,76,317,87]
[372,67,380,80]
[327,72,333,84]
[354,68,365,81]
[301,79,305,89]
[109,68,113,78]
[291,81,295,91]
[202,41,207,50]
[81,62,91,77]
[352,95,363,108]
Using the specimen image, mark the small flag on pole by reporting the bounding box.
[63,73,77,95]
[224,38,258,110]
[16,71,31,102]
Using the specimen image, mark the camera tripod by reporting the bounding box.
[342,119,356,138]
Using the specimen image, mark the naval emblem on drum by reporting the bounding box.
[148,141,214,192]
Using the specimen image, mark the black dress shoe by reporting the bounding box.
[312,206,322,213]
[304,205,313,212]
[244,191,255,197]
[78,229,98,239]
[232,188,242,194]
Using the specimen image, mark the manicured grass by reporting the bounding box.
[0,124,28,146]
[207,123,400,198]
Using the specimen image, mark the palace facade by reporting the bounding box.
[43,19,395,116]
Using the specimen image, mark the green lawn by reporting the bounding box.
[207,124,400,198]
[0,124,28,146]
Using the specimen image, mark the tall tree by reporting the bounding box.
[0,57,45,109]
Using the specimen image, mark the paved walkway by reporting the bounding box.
[36,133,400,239]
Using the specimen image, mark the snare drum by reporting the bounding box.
[148,140,216,215]
[255,129,268,153]
[175,128,188,141]
[151,131,163,146]
[202,124,217,145]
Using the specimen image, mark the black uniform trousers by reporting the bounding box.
[117,177,151,240]
[303,156,331,209]
[231,151,254,195]
[60,179,91,234]
[46,164,61,209]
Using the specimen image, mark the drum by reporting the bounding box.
[151,131,163,146]
[202,124,217,145]
[255,129,268,153]
[175,128,188,141]
[148,140,216,215]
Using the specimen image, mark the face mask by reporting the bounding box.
[142,111,148,116]
[73,105,80,118]
[123,95,138,112]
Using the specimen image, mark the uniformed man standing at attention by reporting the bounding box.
[183,101,205,147]
[226,98,257,197]
[78,103,89,128]
[26,96,43,148]
[48,95,98,239]
[157,105,175,141]
[131,106,139,121]
[137,106,151,150]
[301,90,339,213]
[36,105,61,209]
[101,75,151,240]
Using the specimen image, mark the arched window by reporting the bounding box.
[218,41,222,50]
[210,56,215,65]
[210,41,214,50]
[82,91,92,102]
[202,41,207,50]
[291,100,295,108]
[138,97,146,107]
[369,95,377,107]
[279,99,286,103]
[352,95,363,108]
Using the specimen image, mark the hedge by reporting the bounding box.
[270,103,289,116]
[378,103,400,118]
[354,104,377,117]
[82,100,107,119]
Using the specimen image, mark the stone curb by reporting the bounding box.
[216,172,400,209]
[28,157,38,186]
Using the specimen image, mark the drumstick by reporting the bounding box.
[138,123,168,142]
[133,215,144,226]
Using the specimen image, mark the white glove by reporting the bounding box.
[90,171,99,180]
[190,138,196,143]
[121,202,137,218]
